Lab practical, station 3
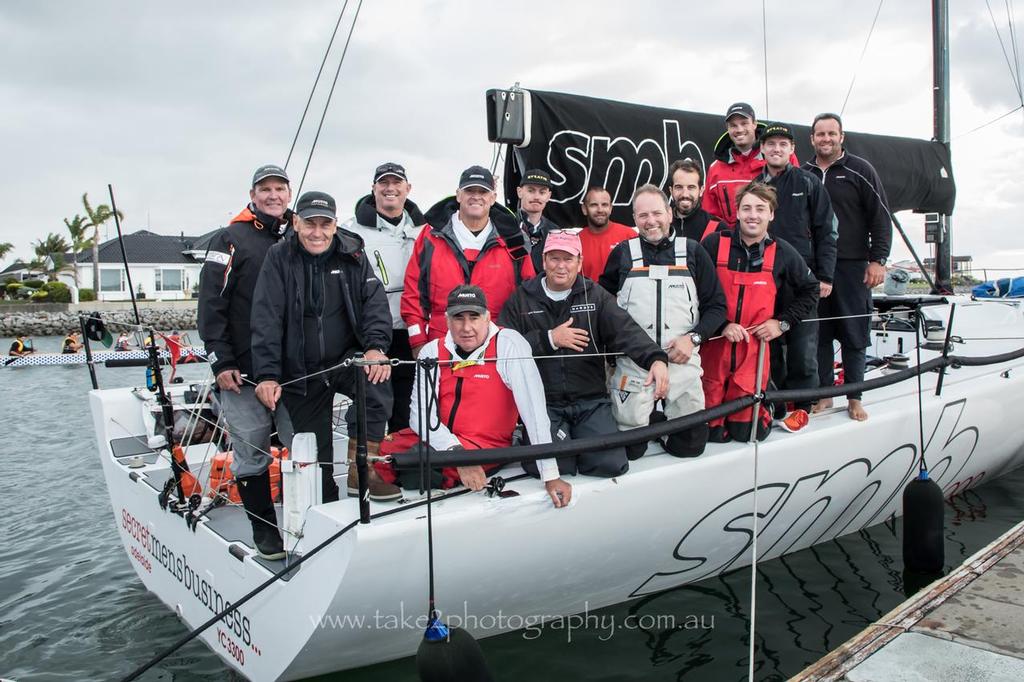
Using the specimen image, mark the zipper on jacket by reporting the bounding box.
[446,377,465,428]
[655,279,663,347]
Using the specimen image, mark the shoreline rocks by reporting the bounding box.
[0,304,198,338]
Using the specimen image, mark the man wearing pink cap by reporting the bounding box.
[500,230,669,478]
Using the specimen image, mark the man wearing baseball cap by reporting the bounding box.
[500,231,669,478]
[251,190,397,504]
[198,163,293,560]
[376,284,573,507]
[702,102,799,225]
[757,123,837,432]
[401,165,534,357]
[342,161,427,432]
[516,168,561,270]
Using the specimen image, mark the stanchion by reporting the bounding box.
[353,353,371,524]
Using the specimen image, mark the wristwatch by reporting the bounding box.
[875,258,887,266]
[688,332,702,346]
[778,320,791,333]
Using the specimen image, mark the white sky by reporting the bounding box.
[3,0,1023,277]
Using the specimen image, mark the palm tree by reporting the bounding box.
[82,193,123,292]
[64,214,93,288]
[32,233,72,281]
[0,242,12,261]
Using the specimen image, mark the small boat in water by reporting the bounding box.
[3,346,207,369]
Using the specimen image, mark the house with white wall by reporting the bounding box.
[66,229,218,302]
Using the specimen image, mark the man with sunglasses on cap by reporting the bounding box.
[600,185,727,459]
[251,190,396,506]
[758,123,837,433]
[377,284,573,508]
[700,183,819,442]
[516,168,561,271]
[703,102,799,225]
[342,162,427,432]
[500,230,669,478]
[401,165,534,358]
[198,163,293,560]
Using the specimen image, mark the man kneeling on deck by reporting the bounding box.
[600,184,726,458]
[700,182,819,442]
[377,285,572,508]
[500,231,669,478]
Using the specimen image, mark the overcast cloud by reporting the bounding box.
[3,0,1023,275]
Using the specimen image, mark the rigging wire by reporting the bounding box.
[293,0,365,200]
[1005,0,1023,100]
[761,0,769,118]
[985,0,1024,104]
[284,1,350,170]
[840,0,885,116]
[952,104,1024,140]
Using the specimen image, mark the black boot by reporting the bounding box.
[237,470,286,560]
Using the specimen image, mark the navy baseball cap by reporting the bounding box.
[725,102,756,122]
[458,165,495,191]
[295,191,337,220]
[252,164,289,187]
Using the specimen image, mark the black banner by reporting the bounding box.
[502,89,955,228]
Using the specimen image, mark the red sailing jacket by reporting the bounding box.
[702,125,800,225]
[401,199,534,348]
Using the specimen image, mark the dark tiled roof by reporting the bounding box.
[1,260,33,275]
[73,230,199,264]
[186,228,223,254]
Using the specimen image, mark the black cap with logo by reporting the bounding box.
[761,124,795,141]
[252,164,290,187]
[373,162,408,184]
[519,169,552,188]
[295,191,337,220]
[446,284,489,316]
[724,102,756,122]
[458,165,495,191]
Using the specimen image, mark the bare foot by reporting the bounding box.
[812,398,833,414]
[848,399,868,421]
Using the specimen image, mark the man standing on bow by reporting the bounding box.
[758,123,837,432]
[343,161,427,431]
[600,184,727,458]
[804,113,892,421]
[198,163,292,560]
[251,191,397,504]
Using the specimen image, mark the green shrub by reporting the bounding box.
[6,282,23,294]
[41,281,71,303]
[22,279,44,289]
[30,290,48,301]
[79,288,96,302]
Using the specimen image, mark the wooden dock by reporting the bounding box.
[795,519,1024,681]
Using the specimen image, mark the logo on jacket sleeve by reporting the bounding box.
[570,303,597,313]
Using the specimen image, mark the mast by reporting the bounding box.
[932,0,953,293]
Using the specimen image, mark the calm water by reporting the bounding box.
[3,335,1023,681]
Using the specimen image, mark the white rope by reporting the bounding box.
[747,339,768,682]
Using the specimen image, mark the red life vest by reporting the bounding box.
[715,234,778,327]
[437,331,519,451]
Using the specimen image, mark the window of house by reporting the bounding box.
[155,269,184,292]
[100,269,124,292]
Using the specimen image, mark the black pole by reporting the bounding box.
[931,0,953,293]
[935,303,957,396]
[147,327,184,502]
[79,315,99,390]
[354,353,371,524]
[107,184,142,326]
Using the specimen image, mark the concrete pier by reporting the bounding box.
[795,519,1024,681]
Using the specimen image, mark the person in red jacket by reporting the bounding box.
[401,165,534,356]
[703,102,799,225]
[577,186,637,281]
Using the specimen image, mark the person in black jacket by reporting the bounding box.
[516,169,562,271]
[668,158,723,243]
[251,191,396,504]
[198,163,292,560]
[804,113,892,421]
[758,124,838,425]
[499,231,668,478]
